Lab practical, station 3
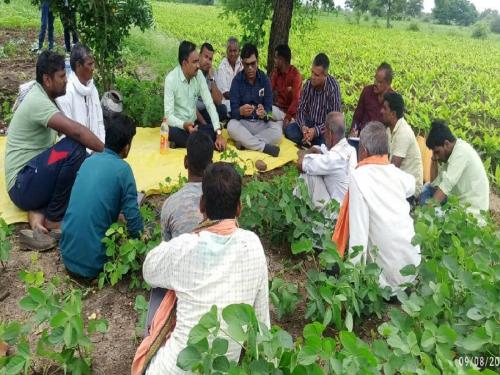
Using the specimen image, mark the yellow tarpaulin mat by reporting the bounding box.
[0,127,299,224]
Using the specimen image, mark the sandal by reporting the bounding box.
[19,228,56,252]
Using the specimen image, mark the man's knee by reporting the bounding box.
[227,119,240,136]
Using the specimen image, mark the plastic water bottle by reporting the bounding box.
[160,117,169,154]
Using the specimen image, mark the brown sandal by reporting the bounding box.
[19,228,56,252]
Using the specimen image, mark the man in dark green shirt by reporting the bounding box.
[60,112,144,278]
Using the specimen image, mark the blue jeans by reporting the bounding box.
[284,122,324,147]
[38,1,54,50]
[169,123,216,148]
[8,137,86,222]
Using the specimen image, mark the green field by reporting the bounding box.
[152,2,500,182]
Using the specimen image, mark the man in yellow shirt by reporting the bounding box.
[420,120,489,214]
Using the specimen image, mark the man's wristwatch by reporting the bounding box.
[216,129,222,136]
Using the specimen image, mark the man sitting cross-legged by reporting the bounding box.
[227,43,282,157]
[333,121,421,292]
[285,53,342,147]
[297,112,357,209]
[137,162,270,374]
[143,132,215,335]
[60,112,144,280]
[5,50,104,250]
[164,40,226,151]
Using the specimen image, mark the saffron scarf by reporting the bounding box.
[332,155,390,257]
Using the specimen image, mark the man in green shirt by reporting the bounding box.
[420,120,489,214]
[164,40,226,151]
[5,51,103,246]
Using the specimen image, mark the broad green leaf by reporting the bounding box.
[212,356,230,372]
[176,346,202,370]
[212,338,228,356]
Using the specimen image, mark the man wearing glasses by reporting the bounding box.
[227,44,282,157]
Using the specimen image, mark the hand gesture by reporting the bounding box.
[239,104,254,117]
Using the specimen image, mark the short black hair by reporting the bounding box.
[202,162,242,220]
[36,50,65,84]
[383,92,405,119]
[313,53,329,71]
[104,112,136,154]
[241,43,258,60]
[426,120,456,149]
[70,43,92,71]
[377,62,393,84]
[187,132,214,177]
[178,40,196,65]
[275,44,291,64]
[200,42,214,54]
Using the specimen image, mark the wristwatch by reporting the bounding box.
[216,129,222,136]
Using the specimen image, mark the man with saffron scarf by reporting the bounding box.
[134,162,270,374]
[333,121,420,292]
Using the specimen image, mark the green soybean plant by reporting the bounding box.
[0,270,108,375]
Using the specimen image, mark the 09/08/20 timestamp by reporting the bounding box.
[458,356,500,368]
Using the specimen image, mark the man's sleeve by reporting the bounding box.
[352,87,365,128]
[215,64,230,94]
[55,95,72,121]
[263,76,273,114]
[198,72,220,130]
[391,129,411,159]
[437,149,467,196]
[164,75,184,128]
[160,199,173,242]
[347,176,369,265]
[229,77,241,120]
[142,242,173,289]
[254,253,270,328]
[296,83,309,127]
[120,165,144,237]
[286,70,302,120]
[303,151,342,176]
[270,70,277,92]
[331,78,342,112]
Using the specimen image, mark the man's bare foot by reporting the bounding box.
[44,219,61,230]
[28,211,48,233]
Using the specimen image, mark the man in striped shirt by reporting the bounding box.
[284,53,342,147]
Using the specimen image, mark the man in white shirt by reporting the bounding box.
[56,43,105,148]
[215,37,243,114]
[142,162,270,374]
[297,112,357,208]
[346,121,421,291]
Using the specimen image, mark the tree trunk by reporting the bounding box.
[266,0,294,75]
[386,0,391,28]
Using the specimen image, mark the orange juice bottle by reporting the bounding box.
[160,117,169,154]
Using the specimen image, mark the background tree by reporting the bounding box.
[220,0,321,74]
[432,0,478,26]
[25,0,153,90]
[405,0,423,18]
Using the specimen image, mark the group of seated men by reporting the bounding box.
[3,36,491,374]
